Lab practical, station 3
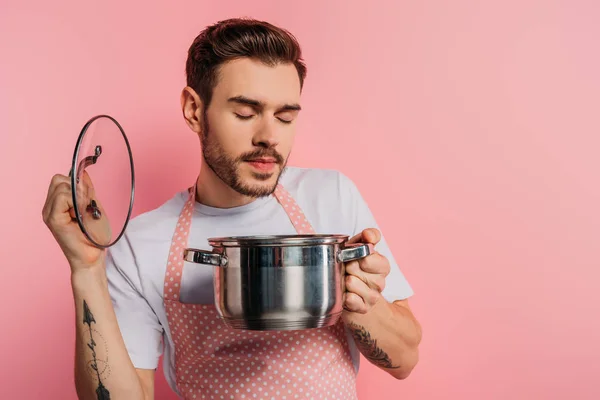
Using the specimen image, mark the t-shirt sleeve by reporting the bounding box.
[105,234,163,370]
[340,173,414,302]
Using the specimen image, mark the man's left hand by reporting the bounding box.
[343,228,391,314]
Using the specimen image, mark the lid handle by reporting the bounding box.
[76,145,102,183]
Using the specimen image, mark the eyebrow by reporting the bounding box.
[228,96,302,112]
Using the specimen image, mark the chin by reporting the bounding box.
[248,177,279,194]
[231,170,279,198]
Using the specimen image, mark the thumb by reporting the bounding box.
[347,228,381,245]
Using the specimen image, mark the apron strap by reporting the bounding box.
[273,184,316,234]
[163,185,196,302]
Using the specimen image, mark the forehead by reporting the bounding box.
[212,58,301,106]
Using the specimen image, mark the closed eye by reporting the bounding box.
[235,113,254,120]
[276,111,297,124]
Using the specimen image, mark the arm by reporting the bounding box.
[336,173,421,378]
[42,173,155,399]
[72,268,154,399]
[343,296,422,379]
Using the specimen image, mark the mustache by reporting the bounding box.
[237,149,285,164]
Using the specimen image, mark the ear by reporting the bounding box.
[181,86,204,134]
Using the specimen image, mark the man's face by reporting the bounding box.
[200,58,302,198]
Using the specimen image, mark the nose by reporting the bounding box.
[251,119,279,148]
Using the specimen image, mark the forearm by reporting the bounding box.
[343,296,421,379]
[71,267,147,400]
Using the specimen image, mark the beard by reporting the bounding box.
[200,113,288,198]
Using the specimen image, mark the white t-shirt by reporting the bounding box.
[105,166,414,396]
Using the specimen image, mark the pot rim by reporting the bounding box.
[207,234,350,247]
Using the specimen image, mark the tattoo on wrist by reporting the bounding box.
[348,322,400,369]
[83,300,111,399]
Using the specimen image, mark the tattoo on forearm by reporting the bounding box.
[83,300,111,400]
[348,322,400,369]
[85,328,111,383]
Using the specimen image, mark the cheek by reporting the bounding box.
[278,129,296,156]
[208,112,254,153]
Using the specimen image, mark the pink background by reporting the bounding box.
[1,0,599,399]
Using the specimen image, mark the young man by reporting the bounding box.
[43,18,422,400]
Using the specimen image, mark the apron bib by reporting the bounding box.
[163,184,358,400]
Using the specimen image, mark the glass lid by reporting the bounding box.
[69,115,134,248]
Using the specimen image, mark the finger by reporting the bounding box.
[346,228,381,245]
[74,178,90,213]
[73,171,97,213]
[345,260,371,287]
[362,228,381,245]
[79,172,110,227]
[345,275,380,307]
[47,186,76,227]
[78,170,105,212]
[43,175,70,219]
[358,253,390,276]
[345,257,388,292]
[48,174,70,199]
[43,180,71,222]
[79,170,97,195]
[343,292,367,314]
[346,232,363,245]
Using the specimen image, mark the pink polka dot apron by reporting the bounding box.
[163,184,358,400]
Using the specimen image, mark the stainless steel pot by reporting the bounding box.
[183,234,373,331]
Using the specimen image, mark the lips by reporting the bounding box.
[246,157,277,163]
[245,158,278,172]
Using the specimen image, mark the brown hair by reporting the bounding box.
[186,18,307,107]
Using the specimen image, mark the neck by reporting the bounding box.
[195,159,258,208]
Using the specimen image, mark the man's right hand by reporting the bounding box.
[42,171,110,271]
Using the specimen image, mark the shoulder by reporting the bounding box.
[123,191,187,241]
[106,191,187,267]
[280,166,363,233]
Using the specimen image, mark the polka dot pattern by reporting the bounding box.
[273,186,316,234]
[163,185,358,400]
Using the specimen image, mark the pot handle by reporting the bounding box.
[337,243,375,263]
[183,248,228,267]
